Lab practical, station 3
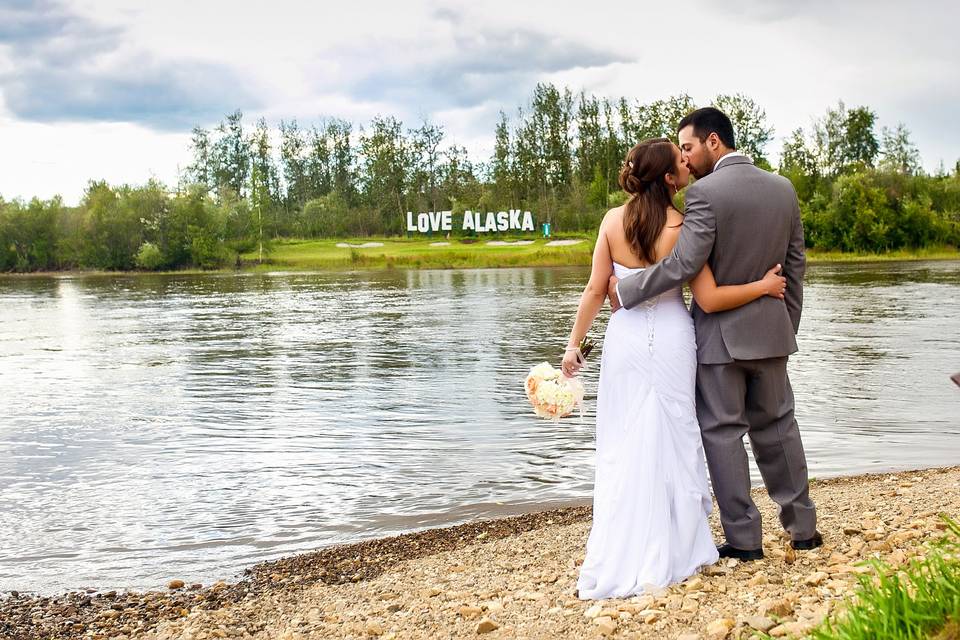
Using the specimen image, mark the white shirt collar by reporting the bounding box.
[713,151,748,172]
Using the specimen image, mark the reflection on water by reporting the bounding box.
[1,261,958,593]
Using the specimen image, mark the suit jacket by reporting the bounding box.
[617,155,805,364]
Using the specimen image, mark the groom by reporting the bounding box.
[608,107,820,559]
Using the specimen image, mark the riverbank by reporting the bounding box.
[241,239,959,272]
[2,240,956,276]
[2,466,958,640]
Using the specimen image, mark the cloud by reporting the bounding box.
[0,0,259,129]
[317,7,631,116]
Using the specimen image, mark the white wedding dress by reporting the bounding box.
[576,262,719,600]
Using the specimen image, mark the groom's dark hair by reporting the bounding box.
[678,107,737,150]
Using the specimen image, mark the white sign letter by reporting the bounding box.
[522,211,534,231]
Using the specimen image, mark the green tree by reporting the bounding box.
[82,182,142,269]
[279,119,309,208]
[491,111,515,207]
[359,116,408,235]
[880,123,921,175]
[714,93,774,165]
[842,107,879,170]
[212,111,250,198]
[249,118,281,235]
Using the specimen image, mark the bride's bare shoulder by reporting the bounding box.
[602,205,626,228]
[665,206,685,228]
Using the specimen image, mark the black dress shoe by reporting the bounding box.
[792,531,824,550]
[717,543,764,561]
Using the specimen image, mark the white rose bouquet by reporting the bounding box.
[523,338,594,421]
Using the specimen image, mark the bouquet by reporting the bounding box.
[524,337,595,421]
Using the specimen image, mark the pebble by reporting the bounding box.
[642,610,665,624]
[704,617,735,639]
[804,571,829,586]
[595,616,617,635]
[476,617,499,633]
[759,598,794,618]
[168,580,186,590]
[458,605,483,619]
[744,615,776,632]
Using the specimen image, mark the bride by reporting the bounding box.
[562,137,787,599]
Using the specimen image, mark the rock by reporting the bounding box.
[476,618,499,634]
[483,600,504,613]
[759,598,794,618]
[458,606,483,620]
[642,610,664,624]
[703,564,727,577]
[633,595,656,609]
[771,621,813,637]
[420,587,441,598]
[597,608,619,619]
[804,571,829,586]
[684,577,704,591]
[365,621,384,636]
[168,580,185,590]
[595,616,617,636]
[584,604,604,619]
[676,635,700,640]
[681,598,699,613]
[842,526,861,535]
[784,545,796,564]
[744,616,776,633]
[747,573,768,587]
[704,617,735,639]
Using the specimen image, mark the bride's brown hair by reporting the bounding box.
[618,138,679,264]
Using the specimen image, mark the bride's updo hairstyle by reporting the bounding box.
[618,137,678,265]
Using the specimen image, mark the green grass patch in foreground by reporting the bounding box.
[806,517,960,640]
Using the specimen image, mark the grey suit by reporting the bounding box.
[618,155,817,549]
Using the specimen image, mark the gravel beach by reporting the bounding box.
[3,466,958,640]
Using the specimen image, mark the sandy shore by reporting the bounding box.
[3,466,958,640]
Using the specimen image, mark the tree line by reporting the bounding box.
[1,86,958,271]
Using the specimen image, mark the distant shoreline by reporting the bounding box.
[1,239,957,277]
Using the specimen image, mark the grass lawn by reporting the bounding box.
[240,237,958,272]
[240,236,595,271]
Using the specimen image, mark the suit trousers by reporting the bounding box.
[696,357,817,549]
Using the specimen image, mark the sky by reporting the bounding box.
[1,0,958,204]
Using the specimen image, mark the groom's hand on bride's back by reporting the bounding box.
[608,275,621,313]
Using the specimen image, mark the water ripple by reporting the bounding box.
[0,262,959,593]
